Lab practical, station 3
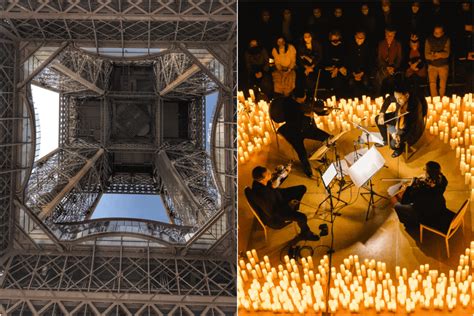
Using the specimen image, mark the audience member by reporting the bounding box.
[375,26,402,96]
[376,0,397,40]
[239,2,471,98]
[425,25,450,98]
[244,39,273,99]
[297,31,323,98]
[256,10,275,53]
[272,36,297,96]
[329,7,349,39]
[357,4,377,41]
[348,30,372,97]
[324,30,348,97]
[404,1,426,40]
[281,9,297,44]
[306,7,329,43]
[405,33,427,91]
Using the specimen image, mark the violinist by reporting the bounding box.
[393,161,448,229]
[274,88,332,177]
[375,76,427,158]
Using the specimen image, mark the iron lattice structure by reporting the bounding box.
[0,1,236,314]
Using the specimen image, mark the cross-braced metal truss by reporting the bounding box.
[1,1,236,311]
[0,251,236,315]
[0,35,16,257]
[1,0,236,45]
[189,97,206,151]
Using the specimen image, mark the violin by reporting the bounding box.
[393,176,437,202]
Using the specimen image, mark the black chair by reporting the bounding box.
[244,187,297,242]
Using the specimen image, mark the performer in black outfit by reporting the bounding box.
[375,76,427,157]
[272,89,331,177]
[394,161,448,228]
[251,166,320,240]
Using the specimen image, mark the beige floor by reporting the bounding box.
[238,128,473,275]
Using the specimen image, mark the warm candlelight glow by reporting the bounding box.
[238,243,474,313]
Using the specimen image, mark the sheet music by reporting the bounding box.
[347,146,385,188]
[322,163,337,188]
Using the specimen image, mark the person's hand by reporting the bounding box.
[410,63,418,71]
[288,199,299,210]
[377,113,385,125]
[331,68,338,78]
[387,66,395,75]
[255,72,263,79]
[339,67,347,76]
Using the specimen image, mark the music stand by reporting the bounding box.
[318,161,348,213]
[347,146,387,220]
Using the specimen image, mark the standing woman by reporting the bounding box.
[298,32,323,98]
[272,36,297,96]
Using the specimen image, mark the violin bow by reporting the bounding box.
[313,69,322,101]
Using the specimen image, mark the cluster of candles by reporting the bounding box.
[237,90,273,164]
[237,91,474,199]
[422,95,474,196]
[238,244,474,314]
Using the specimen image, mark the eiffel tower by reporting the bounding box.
[0,1,236,314]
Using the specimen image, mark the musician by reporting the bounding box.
[375,77,427,158]
[393,161,448,228]
[274,89,331,177]
[251,165,320,240]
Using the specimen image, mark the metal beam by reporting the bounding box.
[160,64,200,96]
[39,148,104,219]
[177,43,229,92]
[0,12,235,23]
[16,42,68,89]
[50,63,105,95]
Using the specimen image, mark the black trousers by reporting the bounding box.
[278,124,330,171]
[394,202,419,227]
[271,185,312,234]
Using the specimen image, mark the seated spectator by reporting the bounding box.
[297,31,323,98]
[324,30,349,97]
[256,9,275,53]
[272,36,297,96]
[376,0,397,41]
[393,161,448,229]
[329,7,349,39]
[358,4,376,34]
[306,7,328,42]
[404,1,426,40]
[281,9,297,44]
[348,30,372,97]
[425,25,450,98]
[244,39,273,99]
[251,166,320,240]
[405,33,427,91]
[375,26,402,96]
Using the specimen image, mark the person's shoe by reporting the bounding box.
[300,231,320,241]
[391,148,403,158]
